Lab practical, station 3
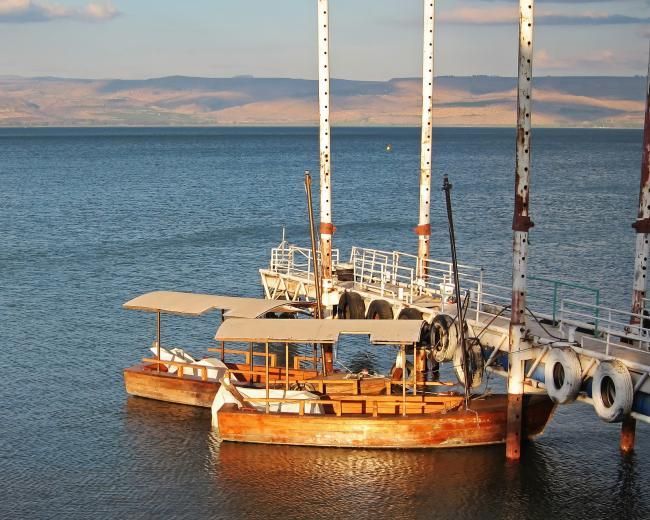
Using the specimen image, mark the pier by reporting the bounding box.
[258,0,650,458]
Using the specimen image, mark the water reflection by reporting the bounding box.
[210,441,549,519]
[122,392,649,519]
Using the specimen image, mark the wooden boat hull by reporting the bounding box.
[124,363,321,408]
[217,394,555,449]
[124,365,220,407]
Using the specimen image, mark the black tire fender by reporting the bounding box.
[366,299,394,320]
[337,291,366,319]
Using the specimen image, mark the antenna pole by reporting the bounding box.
[415,0,435,283]
[317,0,334,298]
[506,0,535,462]
[442,176,471,407]
[624,42,650,453]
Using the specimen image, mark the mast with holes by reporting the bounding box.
[416,0,435,282]
[318,0,334,299]
[506,0,535,462]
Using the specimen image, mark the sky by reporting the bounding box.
[0,0,648,80]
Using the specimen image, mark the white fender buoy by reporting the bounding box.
[592,360,634,423]
[544,347,582,404]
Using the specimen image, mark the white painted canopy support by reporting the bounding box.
[318,0,333,291]
[416,0,435,281]
[507,0,535,462]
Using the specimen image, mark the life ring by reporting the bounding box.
[430,314,459,362]
[453,344,484,389]
[544,347,582,404]
[337,291,366,319]
[592,360,634,423]
[366,299,393,320]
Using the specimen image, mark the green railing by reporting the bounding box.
[529,276,601,334]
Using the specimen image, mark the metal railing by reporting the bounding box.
[528,276,600,325]
[559,298,650,354]
[269,242,339,280]
[265,243,650,354]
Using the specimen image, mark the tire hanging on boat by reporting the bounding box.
[337,291,366,319]
[591,360,634,423]
[430,314,461,362]
[544,347,582,404]
[366,299,393,320]
[453,343,484,389]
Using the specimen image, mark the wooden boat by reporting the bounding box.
[122,291,319,407]
[211,318,556,449]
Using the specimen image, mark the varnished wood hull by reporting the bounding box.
[124,365,220,407]
[123,363,321,408]
[217,394,555,449]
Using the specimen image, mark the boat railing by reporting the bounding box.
[243,395,461,417]
[142,357,212,381]
[559,298,650,354]
[207,347,278,367]
[349,247,484,300]
[350,246,418,302]
[269,242,340,279]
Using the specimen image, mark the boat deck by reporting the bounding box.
[259,244,650,423]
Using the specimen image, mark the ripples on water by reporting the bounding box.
[1,127,648,519]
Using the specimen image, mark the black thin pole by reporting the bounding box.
[442,175,471,407]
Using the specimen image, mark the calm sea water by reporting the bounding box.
[1,127,649,519]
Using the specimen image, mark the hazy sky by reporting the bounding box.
[0,0,648,79]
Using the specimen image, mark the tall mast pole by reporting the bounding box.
[624,43,650,453]
[318,0,334,298]
[506,0,535,462]
[416,0,435,282]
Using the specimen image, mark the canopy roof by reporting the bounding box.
[214,319,424,345]
[123,291,294,318]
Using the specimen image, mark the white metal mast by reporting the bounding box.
[318,0,334,298]
[416,0,435,281]
[624,43,650,453]
[506,0,535,462]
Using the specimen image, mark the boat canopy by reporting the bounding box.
[214,318,424,345]
[123,291,293,318]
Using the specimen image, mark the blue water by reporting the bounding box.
[1,127,649,519]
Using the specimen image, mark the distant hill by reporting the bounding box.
[0,75,645,127]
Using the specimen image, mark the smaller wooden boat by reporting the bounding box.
[211,318,556,449]
[122,291,318,407]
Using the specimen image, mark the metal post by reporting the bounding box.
[416,0,435,282]
[285,342,290,390]
[442,175,471,407]
[265,341,270,414]
[401,344,407,416]
[305,171,323,319]
[506,0,535,462]
[623,43,650,453]
[220,309,225,361]
[317,0,334,295]
[156,310,161,373]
